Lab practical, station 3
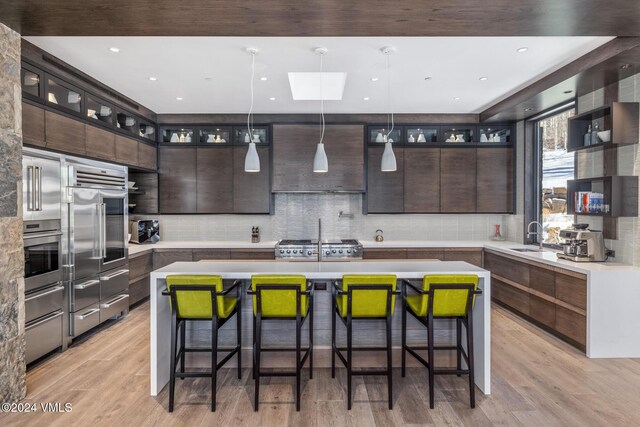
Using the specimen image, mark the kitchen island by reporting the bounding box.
[149,260,492,397]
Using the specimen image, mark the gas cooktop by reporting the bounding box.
[275,239,363,261]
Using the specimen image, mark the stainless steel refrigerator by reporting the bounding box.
[65,162,130,338]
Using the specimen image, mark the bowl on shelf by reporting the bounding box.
[597,130,611,143]
[127,181,136,189]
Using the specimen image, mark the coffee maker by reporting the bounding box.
[557,224,606,262]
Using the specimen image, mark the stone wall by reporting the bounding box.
[0,23,25,403]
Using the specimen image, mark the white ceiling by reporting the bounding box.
[25,36,613,114]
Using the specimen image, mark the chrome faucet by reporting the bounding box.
[527,221,544,249]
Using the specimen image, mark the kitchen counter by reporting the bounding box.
[128,240,278,256]
[149,260,492,397]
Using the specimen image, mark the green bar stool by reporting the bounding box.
[331,274,399,410]
[248,274,314,412]
[162,275,242,412]
[401,274,482,409]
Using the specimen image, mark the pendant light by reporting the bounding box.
[244,47,260,172]
[381,46,397,172]
[313,47,329,173]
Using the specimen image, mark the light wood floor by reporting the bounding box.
[3,300,640,427]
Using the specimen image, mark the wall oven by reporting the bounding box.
[24,221,63,293]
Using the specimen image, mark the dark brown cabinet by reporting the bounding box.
[476,147,513,213]
[115,135,139,166]
[443,248,483,267]
[153,249,194,270]
[85,124,116,161]
[233,146,271,213]
[273,124,364,192]
[22,103,46,147]
[45,110,86,155]
[138,142,157,171]
[406,249,444,260]
[128,251,153,307]
[363,248,408,259]
[367,147,404,213]
[404,148,441,213]
[485,250,587,351]
[196,147,234,213]
[440,148,477,212]
[159,147,197,213]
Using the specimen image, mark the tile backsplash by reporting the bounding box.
[138,193,515,242]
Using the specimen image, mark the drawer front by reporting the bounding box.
[192,249,231,261]
[71,303,101,337]
[555,306,586,347]
[26,311,63,364]
[529,265,556,297]
[443,249,483,267]
[153,250,193,269]
[129,252,153,281]
[363,248,407,259]
[484,252,529,287]
[493,279,530,315]
[129,276,150,306]
[100,268,130,300]
[25,283,65,324]
[229,250,275,260]
[72,276,101,312]
[530,295,556,329]
[406,249,445,260]
[556,273,587,310]
[100,294,130,322]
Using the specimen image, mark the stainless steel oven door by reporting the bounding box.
[24,231,63,292]
[99,189,128,272]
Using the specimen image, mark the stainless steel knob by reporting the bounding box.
[346,249,352,254]
[332,249,336,253]
[307,250,312,256]
[286,250,291,254]
[280,249,285,253]
[339,249,343,254]
[293,250,298,254]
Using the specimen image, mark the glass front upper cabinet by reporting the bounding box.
[162,127,195,143]
[368,126,402,144]
[405,127,439,144]
[440,127,475,143]
[479,126,511,143]
[234,126,269,144]
[45,76,83,114]
[22,67,42,99]
[200,127,231,144]
[139,120,156,141]
[85,94,114,125]
[116,111,138,135]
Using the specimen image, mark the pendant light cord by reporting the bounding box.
[320,52,325,144]
[386,52,394,140]
[247,51,255,140]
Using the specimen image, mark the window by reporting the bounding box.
[535,107,575,244]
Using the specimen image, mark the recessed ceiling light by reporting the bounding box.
[453,97,461,101]
[424,76,432,81]
[479,76,488,81]
[524,107,533,112]
[370,77,379,82]
[260,76,268,81]
[176,97,183,101]
[109,47,120,53]
[517,47,528,53]
[563,90,573,94]
[363,97,370,101]
[269,97,276,101]
[148,77,157,81]
[204,77,213,81]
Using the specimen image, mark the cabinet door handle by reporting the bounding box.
[27,165,35,211]
[74,279,100,290]
[25,311,63,330]
[35,166,42,211]
[101,269,129,281]
[25,284,64,302]
[77,308,100,320]
[101,294,128,308]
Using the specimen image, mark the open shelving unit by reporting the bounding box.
[567,102,639,152]
[566,176,638,217]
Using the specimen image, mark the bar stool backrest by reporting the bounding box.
[420,274,479,317]
[166,275,224,319]
[339,275,397,317]
[251,274,308,317]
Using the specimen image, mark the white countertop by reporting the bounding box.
[129,239,639,274]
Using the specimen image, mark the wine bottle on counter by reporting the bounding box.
[584,124,592,146]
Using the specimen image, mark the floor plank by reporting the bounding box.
[2,302,640,426]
